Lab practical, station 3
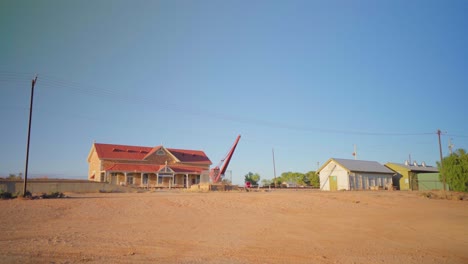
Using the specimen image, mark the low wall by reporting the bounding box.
[190,183,237,191]
[0,180,133,194]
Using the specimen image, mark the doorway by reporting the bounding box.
[329,176,338,191]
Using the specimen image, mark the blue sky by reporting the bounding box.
[1,0,467,184]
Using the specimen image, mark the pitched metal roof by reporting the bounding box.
[104,164,162,172]
[331,158,394,174]
[385,163,439,173]
[93,143,212,165]
[167,148,212,165]
[94,143,152,160]
[104,164,205,173]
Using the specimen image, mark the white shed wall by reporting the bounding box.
[319,161,349,191]
[319,160,394,191]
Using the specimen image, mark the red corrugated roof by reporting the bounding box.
[167,148,212,165]
[170,165,205,173]
[104,164,163,172]
[143,146,163,160]
[94,143,211,165]
[94,143,153,160]
[104,164,205,174]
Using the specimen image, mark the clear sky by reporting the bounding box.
[1,0,467,184]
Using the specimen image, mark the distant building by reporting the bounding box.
[318,158,394,191]
[385,162,443,191]
[87,143,212,188]
[281,181,299,188]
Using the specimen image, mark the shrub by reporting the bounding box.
[40,192,65,199]
[0,190,13,199]
[23,190,32,198]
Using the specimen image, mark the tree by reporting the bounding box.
[244,172,260,185]
[261,179,272,187]
[278,172,305,185]
[437,149,468,192]
[273,171,320,187]
[305,171,320,188]
[7,173,22,180]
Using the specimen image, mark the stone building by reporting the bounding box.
[87,142,211,188]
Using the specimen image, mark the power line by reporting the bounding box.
[446,133,468,138]
[2,73,464,138]
[39,79,438,136]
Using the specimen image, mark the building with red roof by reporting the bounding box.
[87,142,212,188]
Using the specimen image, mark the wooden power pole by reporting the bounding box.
[437,129,447,192]
[272,148,277,188]
[23,75,38,197]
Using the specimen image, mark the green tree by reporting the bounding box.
[274,171,320,187]
[278,172,303,185]
[271,176,282,187]
[244,172,261,185]
[261,179,272,187]
[305,171,320,188]
[7,173,22,180]
[437,149,468,192]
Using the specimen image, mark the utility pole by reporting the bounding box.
[272,148,277,188]
[437,129,446,192]
[23,75,38,197]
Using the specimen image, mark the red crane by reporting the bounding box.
[209,135,241,183]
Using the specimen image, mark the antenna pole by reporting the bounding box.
[448,138,454,155]
[23,75,38,197]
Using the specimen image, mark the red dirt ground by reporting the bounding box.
[0,190,467,263]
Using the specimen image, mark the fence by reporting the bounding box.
[417,179,449,191]
[0,179,132,194]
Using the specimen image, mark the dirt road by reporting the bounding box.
[0,190,467,263]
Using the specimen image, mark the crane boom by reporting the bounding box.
[210,135,241,183]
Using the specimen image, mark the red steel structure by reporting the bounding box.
[209,135,241,183]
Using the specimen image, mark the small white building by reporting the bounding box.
[318,158,394,191]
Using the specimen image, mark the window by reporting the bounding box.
[127,176,134,185]
[349,175,355,190]
[196,175,200,184]
[156,149,165,156]
[142,174,148,185]
[158,177,163,184]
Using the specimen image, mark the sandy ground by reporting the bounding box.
[0,190,467,264]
